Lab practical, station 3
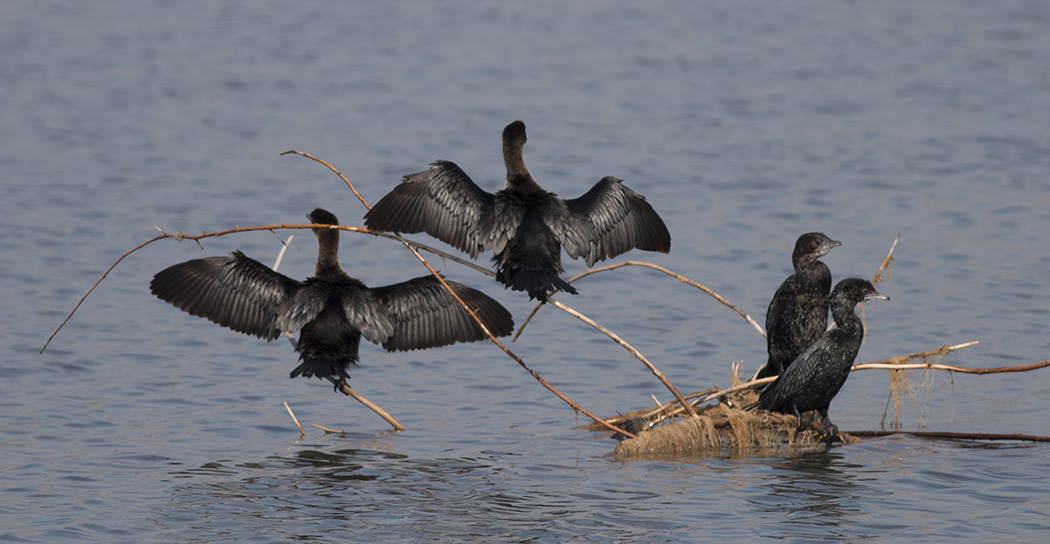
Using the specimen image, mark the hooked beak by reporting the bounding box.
[816,239,843,257]
[865,291,890,302]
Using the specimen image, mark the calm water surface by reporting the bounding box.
[3,1,1050,542]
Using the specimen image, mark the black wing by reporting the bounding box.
[562,177,671,266]
[763,274,805,373]
[759,329,844,414]
[364,161,497,258]
[369,275,514,352]
[150,251,300,340]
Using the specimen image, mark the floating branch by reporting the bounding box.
[548,298,698,418]
[286,149,634,439]
[848,430,1050,443]
[602,341,982,431]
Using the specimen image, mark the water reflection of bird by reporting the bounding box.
[757,232,842,380]
[749,278,888,441]
[363,120,672,301]
[151,208,514,390]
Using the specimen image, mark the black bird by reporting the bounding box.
[363,120,672,300]
[150,208,514,390]
[757,232,842,380]
[750,278,889,441]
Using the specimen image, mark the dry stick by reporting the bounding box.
[43,232,170,353]
[282,150,371,210]
[41,224,350,353]
[284,401,306,435]
[380,230,635,439]
[641,344,1050,428]
[852,342,978,370]
[513,260,765,341]
[856,357,1050,375]
[847,430,1050,443]
[548,299,699,419]
[325,377,406,431]
[40,224,487,352]
[309,423,345,434]
[273,233,293,270]
[625,342,985,428]
[283,151,635,439]
[627,377,779,427]
[871,231,900,286]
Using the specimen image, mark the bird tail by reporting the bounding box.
[504,270,578,300]
[289,357,350,383]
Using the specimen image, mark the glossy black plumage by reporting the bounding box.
[751,278,889,440]
[363,120,672,300]
[151,208,514,389]
[757,232,842,380]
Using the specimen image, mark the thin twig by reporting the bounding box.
[273,234,293,270]
[282,150,372,209]
[548,299,698,418]
[42,233,168,353]
[327,378,407,431]
[628,342,985,427]
[41,223,490,352]
[856,357,1050,375]
[514,261,765,341]
[848,430,1050,443]
[872,231,900,286]
[309,423,345,434]
[697,376,777,405]
[388,236,633,437]
[284,402,306,435]
[852,342,978,369]
[288,150,634,439]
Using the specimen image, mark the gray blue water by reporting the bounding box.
[3,1,1050,542]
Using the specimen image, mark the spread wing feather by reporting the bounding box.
[369,275,514,352]
[364,161,496,258]
[562,177,671,266]
[150,251,299,340]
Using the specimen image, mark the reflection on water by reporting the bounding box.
[760,450,864,537]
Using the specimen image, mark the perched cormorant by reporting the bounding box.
[363,120,672,300]
[750,278,888,441]
[150,208,514,389]
[757,232,842,380]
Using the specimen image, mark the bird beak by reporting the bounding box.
[865,291,890,302]
[817,239,843,256]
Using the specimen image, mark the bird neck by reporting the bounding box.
[503,141,541,192]
[313,228,345,279]
[794,252,820,273]
[830,299,863,335]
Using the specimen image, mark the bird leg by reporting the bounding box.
[793,408,819,434]
[814,408,841,444]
